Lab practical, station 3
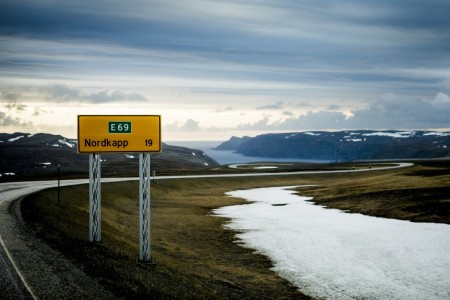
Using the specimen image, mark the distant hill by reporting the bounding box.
[214,130,450,161]
[213,136,252,151]
[0,132,219,180]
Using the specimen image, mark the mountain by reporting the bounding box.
[0,132,219,180]
[213,136,252,151]
[215,130,450,161]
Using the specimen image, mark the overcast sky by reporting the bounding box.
[1,0,450,140]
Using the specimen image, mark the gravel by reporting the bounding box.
[0,196,118,299]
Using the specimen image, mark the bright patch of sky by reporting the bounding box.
[1,0,450,140]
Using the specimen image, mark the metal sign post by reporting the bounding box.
[89,153,101,242]
[78,115,161,262]
[139,153,152,262]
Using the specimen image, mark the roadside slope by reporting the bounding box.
[21,178,310,299]
[0,196,117,299]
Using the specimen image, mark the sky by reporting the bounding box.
[1,0,450,141]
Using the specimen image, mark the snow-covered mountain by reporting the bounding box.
[0,132,219,179]
[215,130,450,161]
[0,132,77,148]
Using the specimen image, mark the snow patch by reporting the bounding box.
[214,186,450,300]
[253,166,278,169]
[228,163,292,169]
[424,132,450,137]
[362,131,415,138]
[303,132,321,136]
[58,139,75,148]
[7,135,24,142]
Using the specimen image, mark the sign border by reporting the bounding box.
[77,115,161,153]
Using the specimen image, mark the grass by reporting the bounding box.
[299,160,450,224]
[21,161,450,298]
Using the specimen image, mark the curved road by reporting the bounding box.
[0,163,413,299]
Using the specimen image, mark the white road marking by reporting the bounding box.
[0,234,39,300]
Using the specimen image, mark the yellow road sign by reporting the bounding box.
[78,115,161,153]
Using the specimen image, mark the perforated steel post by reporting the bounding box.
[139,153,152,262]
[89,153,101,242]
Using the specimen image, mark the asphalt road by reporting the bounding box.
[0,179,130,299]
[0,163,413,299]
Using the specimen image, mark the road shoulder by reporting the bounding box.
[0,195,117,299]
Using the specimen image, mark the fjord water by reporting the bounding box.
[169,141,331,165]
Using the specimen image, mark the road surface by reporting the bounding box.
[0,163,413,299]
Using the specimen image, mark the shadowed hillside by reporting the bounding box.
[215,130,450,161]
[0,132,219,180]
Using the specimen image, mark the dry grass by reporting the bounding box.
[23,176,311,299]
[299,161,450,224]
[21,161,450,298]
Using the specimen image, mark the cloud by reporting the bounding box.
[295,102,313,108]
[4,101,27,112]
[164,119,201,132]
[327,104,340,110]
[430,92,450,105]
[237,92,450,131]
[1,91,19,101]
[1,92,27,112]
[282,110,295,116]
[39,84,146,103]
[215,106,233,113]
[277,111,348,130]
[1,0,450,137]
[348,93,450,128]
[0,110,32,127]
[257,101,284,110]
[180,119,200,131]
[237,117,273,130]
[32,106,51,116]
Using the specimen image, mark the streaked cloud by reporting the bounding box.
[38,84,146,103]
[1,0,449,139]
[257,101,284,110]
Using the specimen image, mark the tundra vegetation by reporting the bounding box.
[22,161,449,299]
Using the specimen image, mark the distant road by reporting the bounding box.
[0,162,413,299]
[0,162,414,202]
[155,162,413,179]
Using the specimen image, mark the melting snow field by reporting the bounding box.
[214,186,450,300]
